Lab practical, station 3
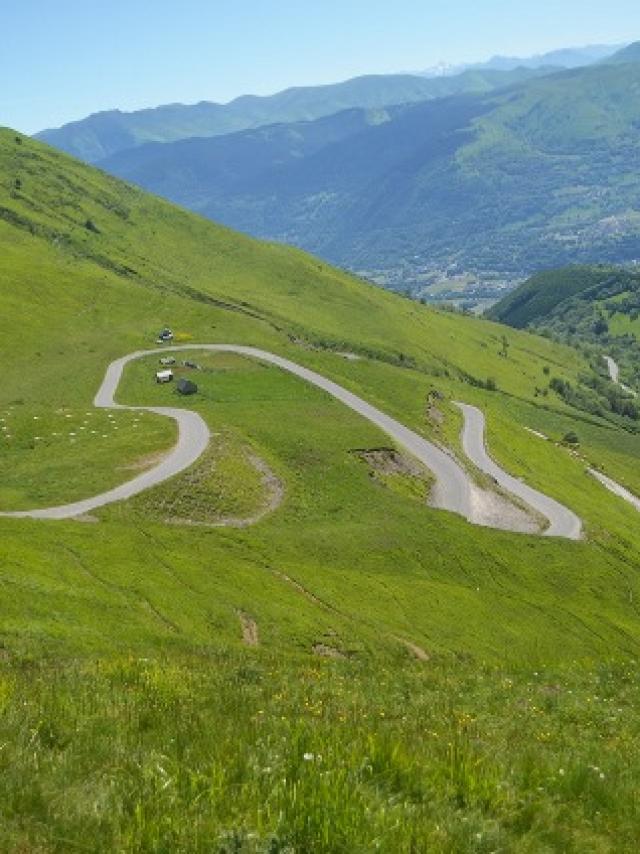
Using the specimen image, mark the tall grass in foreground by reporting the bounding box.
[1,651,638,852]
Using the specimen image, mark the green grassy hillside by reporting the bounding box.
[3,129,640,849]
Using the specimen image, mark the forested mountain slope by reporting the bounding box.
[97,57,640,275]
[35,66,550,162]
[490,264,640,391]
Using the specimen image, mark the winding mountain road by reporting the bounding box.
[604,355,637,397]
[586,356,640,512]
[589,469,640,512]
[455,403,582,540]
[0,345,581,538]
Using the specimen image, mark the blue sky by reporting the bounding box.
[3,0,639,133]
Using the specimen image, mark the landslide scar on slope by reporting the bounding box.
[352,447,434,503]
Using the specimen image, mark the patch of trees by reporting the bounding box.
[563,432,580,445]
[464,374,498,391]
[592,315,609,336]
[550,374,638,422]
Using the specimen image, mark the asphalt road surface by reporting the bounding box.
[0,346,581,538]
[604,355,637,397]
[455,402,582,540]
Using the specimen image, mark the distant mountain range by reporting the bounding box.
[94,45,640,276]
[36,44,624,165]
[36,41,640,279]
[416,42,624,77]
[35,67,554,163]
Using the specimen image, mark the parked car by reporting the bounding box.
[155,370,174,384]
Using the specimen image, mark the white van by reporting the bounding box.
[155,370,174,384]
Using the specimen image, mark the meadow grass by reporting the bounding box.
[1,651,638,852]
[2,128,640,849]
[0,404,175,510]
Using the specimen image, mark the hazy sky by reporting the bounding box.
[3,0,639,134]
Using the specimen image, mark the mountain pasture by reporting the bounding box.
[2,128,640,850]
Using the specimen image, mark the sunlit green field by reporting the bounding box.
[2,652,639,852]
[2,128,640,850]
[0,404,175,510]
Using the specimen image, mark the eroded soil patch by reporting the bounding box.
[352,447,434,503]
[238,611,259,646]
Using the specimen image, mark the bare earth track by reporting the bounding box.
[0,345,582,538]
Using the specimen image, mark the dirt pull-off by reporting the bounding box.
[468,484,542,535]
[237,611,259,646]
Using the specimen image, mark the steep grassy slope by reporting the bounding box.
[99,61,640,276]
[3,129,640,848]
[5,125,640,657]
[3,654,640,852]
[35,67,553,162]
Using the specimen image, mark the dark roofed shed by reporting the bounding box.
[177,378,198,396]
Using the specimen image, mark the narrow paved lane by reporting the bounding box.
[604,355,621,384]
[454,402,583,540]
[0,345,581,538]
[589,469,640,512]
[604,355,637,397]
